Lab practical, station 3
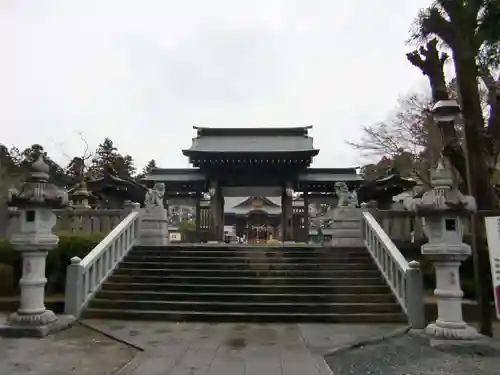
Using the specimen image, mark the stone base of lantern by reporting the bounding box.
[425,321,482,340]
[0,311,76,338]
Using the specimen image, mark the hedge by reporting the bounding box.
[0,232,104,295]
[397,239,493,301]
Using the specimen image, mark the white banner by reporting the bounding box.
[484,217,500,319]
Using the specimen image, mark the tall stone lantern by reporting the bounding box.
[409,157,480,339]
[0,156,74,337]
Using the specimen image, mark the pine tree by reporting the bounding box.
[113,154,136,178]
[88,138,118,178]
[137,159,158,179]
[88,138,136,179]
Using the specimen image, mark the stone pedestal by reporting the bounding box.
[0,232,76,337]
[330,208,363,247]
[0,156,75,337]
[422,246,480,340]
[139,207,169,246]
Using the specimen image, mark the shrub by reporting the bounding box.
[0,232,104,295]
[266,239,280,245]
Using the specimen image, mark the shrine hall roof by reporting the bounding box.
[183,126,319,154]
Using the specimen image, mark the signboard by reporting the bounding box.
[484,217,500,319]
[169,232,182,242]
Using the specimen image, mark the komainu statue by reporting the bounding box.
[334,182,358,208]
[144,183,166,213]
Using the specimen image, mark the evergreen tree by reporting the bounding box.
[88,138,136,179]
[88,138,118,178]
[137,159,158,179]
[113,154,136,178]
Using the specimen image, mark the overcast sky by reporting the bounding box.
[0,0,442,172]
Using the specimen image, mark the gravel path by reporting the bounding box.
[325,333,500,375]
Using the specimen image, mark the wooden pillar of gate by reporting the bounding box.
[195,192,201,242]
[281,182,294,242]
[303,188,310,243]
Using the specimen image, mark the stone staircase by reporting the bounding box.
[83,245,406,323]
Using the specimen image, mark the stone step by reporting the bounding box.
[129,248,369,258]
[101,282,392,294]
[119,261,377,271]
[94,290,398,303]
[113,267,381,278]
[87,299,402,314]
[134,245,366,251]
[124,254,373,263]
[106,274,386,286]
[82,308,407,323]
[83,243,404,323]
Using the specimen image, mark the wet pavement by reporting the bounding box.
[0,321,137,375]
[80,320,404,375]
[3,313,500,375]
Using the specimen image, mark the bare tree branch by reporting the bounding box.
[75,130,93,161]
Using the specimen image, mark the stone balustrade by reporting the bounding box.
[64,209,141,317]
[375,209,500,244]
[7,208,127,235]
[361,211,425,329]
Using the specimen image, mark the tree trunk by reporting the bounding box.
[454,52,495,337]
[483,72,500,165]
[406,40,467,182]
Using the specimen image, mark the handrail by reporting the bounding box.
[64,210,141,317]
[361,211,425,328]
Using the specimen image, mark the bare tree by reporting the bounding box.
[57,131,94,183]
[347,93,441,185]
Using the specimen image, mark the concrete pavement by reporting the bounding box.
[0,312,405,375]
[81,320,404,375]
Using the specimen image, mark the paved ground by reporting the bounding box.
[0,322,137,375]
[82,319,404,375]
[0,312,405,375]
[3,314,499,375]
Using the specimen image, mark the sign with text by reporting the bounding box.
[169,232,181,242]
[484,217,500,319]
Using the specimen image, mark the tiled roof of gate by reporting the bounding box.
[183,126,318,154]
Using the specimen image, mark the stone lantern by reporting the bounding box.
[410,157,480,339]
[0,156,74,337]
[70,180,91,209]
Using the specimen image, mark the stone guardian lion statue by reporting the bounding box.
[144,183,166,214]
[334,182,358,208]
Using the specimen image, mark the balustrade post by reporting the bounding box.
[64,257,84,317]
[405,260,425,329]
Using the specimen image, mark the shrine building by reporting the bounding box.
[144,126,363,243]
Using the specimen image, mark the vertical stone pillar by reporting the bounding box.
[0,156,75,337]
